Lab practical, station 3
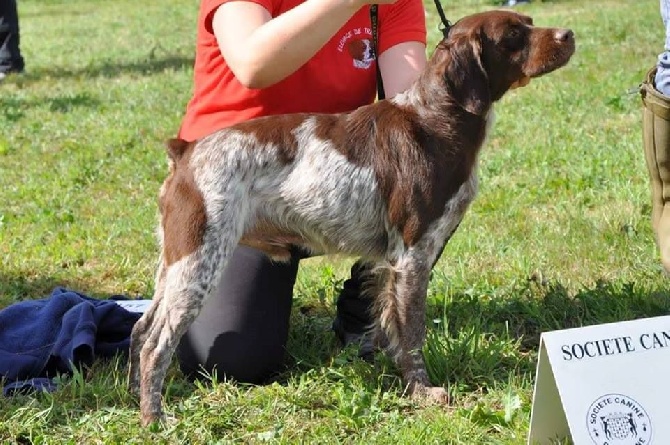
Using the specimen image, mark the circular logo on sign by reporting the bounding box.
[586,394,652,445]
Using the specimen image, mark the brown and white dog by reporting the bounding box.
[129,10,575,426]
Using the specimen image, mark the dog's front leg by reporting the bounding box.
[384,253,449,405]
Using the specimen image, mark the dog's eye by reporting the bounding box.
[503,27,525,51]
[506,28,521,40]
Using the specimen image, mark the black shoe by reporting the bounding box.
[332,317,376,362]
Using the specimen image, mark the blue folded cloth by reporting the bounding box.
[3,378,58,396]
[0,287,143,396]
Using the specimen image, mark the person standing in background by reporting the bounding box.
[0,0,25,81]
[641,0,670,272]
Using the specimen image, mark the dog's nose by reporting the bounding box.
[554,29,574,42]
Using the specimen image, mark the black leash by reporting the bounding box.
[370,5,385,100]
[370,1,452,100]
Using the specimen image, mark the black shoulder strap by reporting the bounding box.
[370,5,385,100]
[371,1,451,100]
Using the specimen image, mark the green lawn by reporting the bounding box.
[1,0,668,443]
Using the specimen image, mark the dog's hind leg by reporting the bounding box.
[138,222,243,427]
[129,253,167,395]
[375,253,449,405]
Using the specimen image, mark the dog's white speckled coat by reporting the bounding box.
[129,10,575,426]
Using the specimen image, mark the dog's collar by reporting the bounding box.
[433,0,452,38]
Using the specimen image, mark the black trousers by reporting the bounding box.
[176,245,372,383]
[0,0,24,73]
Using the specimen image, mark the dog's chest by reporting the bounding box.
[382,131,486,247]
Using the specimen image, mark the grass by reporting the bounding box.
[0,0,668,443]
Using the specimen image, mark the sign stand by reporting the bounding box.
[528,315,668,444]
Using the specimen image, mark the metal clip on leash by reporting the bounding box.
[433,0,452,38]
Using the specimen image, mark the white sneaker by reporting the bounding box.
[0,72,6,82]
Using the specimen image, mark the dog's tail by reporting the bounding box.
[165,138,190,162]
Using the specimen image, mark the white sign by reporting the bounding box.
[528,315,670,445]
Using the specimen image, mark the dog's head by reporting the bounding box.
[431,10,575,115]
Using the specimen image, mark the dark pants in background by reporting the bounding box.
[0,0,24,74]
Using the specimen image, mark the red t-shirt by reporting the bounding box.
[178,0,427,142]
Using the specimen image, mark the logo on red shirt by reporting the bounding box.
[337,27,375,70]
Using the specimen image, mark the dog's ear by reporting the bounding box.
[443,35,491,116]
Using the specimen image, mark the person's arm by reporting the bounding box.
[378,41,427,97]
[212,0,398,89]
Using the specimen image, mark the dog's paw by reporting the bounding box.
[141,410,166,428]
[410,385,450,406]
[140,398,168,428]
[425,386,450,405]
